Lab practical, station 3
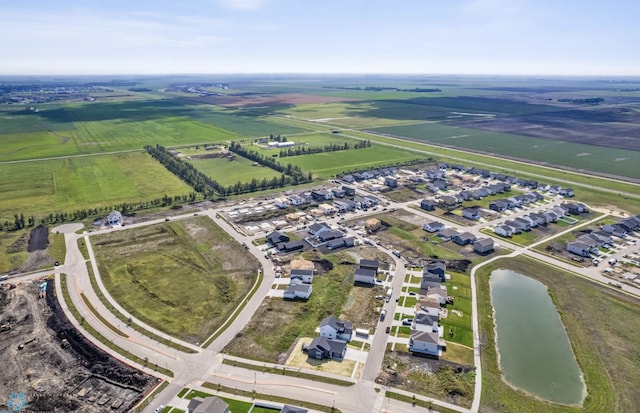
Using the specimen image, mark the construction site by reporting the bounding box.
[0,278,156,412]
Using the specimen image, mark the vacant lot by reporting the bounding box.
[0,152,191,223]
[93,217,259,344]
[476,256,640,413]
[224,251,382,363]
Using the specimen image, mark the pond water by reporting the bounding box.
[490,269,586,405]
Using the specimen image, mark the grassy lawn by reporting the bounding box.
[224,251,375,363]
[441,341,474,366]
[93,217,260,344]
[182,389,254,413]
[0,151,192,223]
[283,145,423,178]
[476,255,640,413]
[439,271,473,348]
[186,150,283,186]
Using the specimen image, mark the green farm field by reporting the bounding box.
[0,152,191,222]
[369,122,640,179]
[280,102,416,128]
[93,216,260,344]
[187,153,282,186]
[282,145,422,178]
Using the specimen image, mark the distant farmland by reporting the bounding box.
[186,151,283,187]
[0,152,192,222]
[369,123,640,180]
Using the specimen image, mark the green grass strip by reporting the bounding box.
[202,269,264,348]
[132,380,170,413]
[201,382,341,413]
[80,292,128,338]
[85,261,197,354]
[59,274,174,378]
[385,391,460,413]
[221,359,354,387]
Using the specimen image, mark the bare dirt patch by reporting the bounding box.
[27,225,49,252]
[0,281,154,412]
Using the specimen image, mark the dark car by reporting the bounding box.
[385,326,391,334]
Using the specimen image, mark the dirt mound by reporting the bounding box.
[27,225,49,252]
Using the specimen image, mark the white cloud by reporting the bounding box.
[215,0,271,11]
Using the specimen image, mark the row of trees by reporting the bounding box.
[278,140,371,158]
[228,142,313,184]
[0,193,198,232]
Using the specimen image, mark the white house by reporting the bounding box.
[290,269,314,284]
[567,241,591,257]
[106,210,123,226]
[283,279,312,300]
[354,267,376,285]
[423,221,445,233]
[409,329,445,357]
[426,286,448,305]
[319,316,353,341]
[493,225,513,237]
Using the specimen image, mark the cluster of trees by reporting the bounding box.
[321,86,441,93]
[278,140,371,157]
[557,97,604,105]
[148,144,312,199]
[228,142,313,184]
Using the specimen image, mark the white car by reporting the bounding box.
[155,406,164,413]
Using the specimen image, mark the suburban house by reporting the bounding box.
[342,185,356,196]
[384,177,398,188]
[489,200,510,212]
[306,336,346,360]
[331,188,346,198]
[281,406,308,413]
[277,240,305,252]
[318,230,344,243]
[567,241,592,257]
[308,222,331,236]
[420,262,446,290]
[423,221,445,233]
[187,396,229,413]
[319,316,353,341]
[452,232,476,246]
[473,237,495,254]
[283,279,312,300]
[504,220,524,234]
[602,224,627,238]
[290,269,314,284]
[311,190,333,202]
[437,229,458,242]
[426,286,448,305]
[327,237,355,250]
[529,212,548,226]
[559,188,575,197]
[514,217,532,231]
[440,195,458,207]
[493,225,513,237]
[415,297,441,317]
[591,231,613,246]
[412,312,440,332]
[420,199,437,211]
[409,329,445,358]
[267,231,290,246]
[354,267,377,285]
[462,206,482,220]
[106,210,123,226]
[341,175,355,183]
[360,259,379,271]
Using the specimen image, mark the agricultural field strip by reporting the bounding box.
[336,129,640,199]
[0,148,143,165]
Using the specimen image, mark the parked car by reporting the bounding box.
[385,326,391,334]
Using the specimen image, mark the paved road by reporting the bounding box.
[21,186,637,413]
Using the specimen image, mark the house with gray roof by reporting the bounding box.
[453,232,476,246]
[106,210,123,226]
[187,396,229,413]
[281,406,308,413]
[567,241,591,257]
[438,228,459,241]
[354,267,376,285]
[423,221,445,232]
[320,316,353,341]
[306,336,346,360]
[283,279,312,300]
[290,269,314,284]
[473,238,494,254]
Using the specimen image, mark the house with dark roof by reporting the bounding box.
[452,232,476,246]
[290,269,314,284]
[320,316,353,341]
[331,187,346,198]
[306,336,346,360]
[326,237,354,250]
[603,224,627,238]
[267,231,289,246]
[462,206,481,220]
[412,312,440,332]
[384,177,398,188]
[354,267,376,285]
[311,189,333,202]
[514,217,532,231]
[489,200,509,212]
[529,212,548,226]
[493,225,513,237]
[504,220,524,234]
[187,396,229,413]
[421,262,446,289]
[341,175,355,183]
[318,230,344,243]
[567,241,592,257]
[420,199,437,211]
[473,238,494,254]
[342,185,356,196]
[359,259,379,271]
[277,240,304,252]
[439,195,458,207]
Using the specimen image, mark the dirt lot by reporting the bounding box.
[0,281,155,412]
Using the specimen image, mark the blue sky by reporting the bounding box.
[1,0,638,75]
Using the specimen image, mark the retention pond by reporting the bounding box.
[490,269,586,405]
